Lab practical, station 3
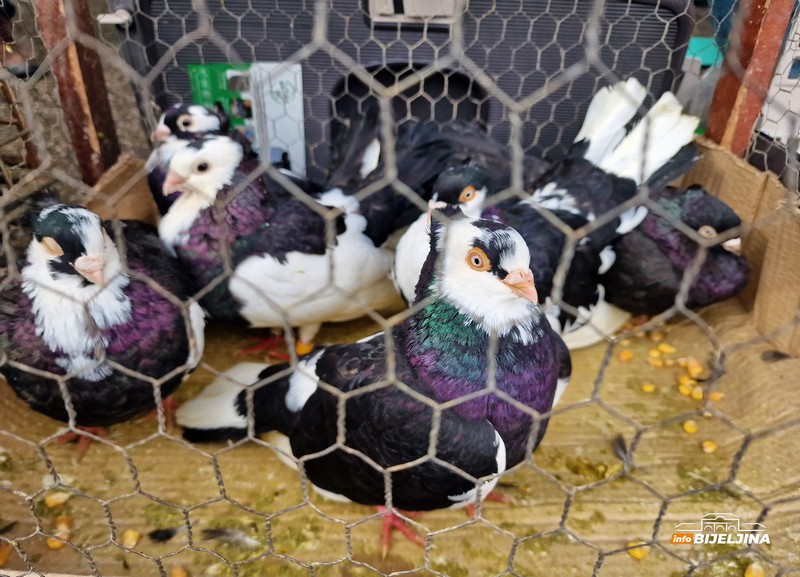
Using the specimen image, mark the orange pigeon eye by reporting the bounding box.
[466,247,491,271]
[698,225,717,239]
[178,114,193,129]
[459,185,477,203]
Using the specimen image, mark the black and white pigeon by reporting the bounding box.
[393,79,701,349]
[147,103,321,217]
[0,204,205,448]
[159,134,399,354]
[146,104,228,215]
[325,103,473,247]
[601,185,748,315]
[177,209,570,555]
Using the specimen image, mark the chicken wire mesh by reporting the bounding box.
[0,1,799,577]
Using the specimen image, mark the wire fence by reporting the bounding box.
[1,1,799,576]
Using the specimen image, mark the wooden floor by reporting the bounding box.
[1,300,798,577]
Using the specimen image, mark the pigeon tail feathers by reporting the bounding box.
[574,78,648,165]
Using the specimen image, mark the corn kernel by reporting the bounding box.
[648,348,662,359]
[691,386,705,400]
[708,391,725,402]
[647,357,665,368]
[664,359,676,367]
[618,349,634,362]
[122,529,140,548]
[657,343,676,354]
[744,562,765,577]
[641,383,656,393]
[682,420,698,434]
[687,361,706,379]
[627,541,649,560]
[678,375,697,388]
[649,331,665,342]
[678,383,693,396]
[0,542,12,566]
[46,538,66,550]
[44,491,72,509]
[171,566,189,577]
[620,339,631,347]
[702,440,718,453]
[677,358,689,368]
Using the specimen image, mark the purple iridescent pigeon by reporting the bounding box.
[158,135,399,353]
[602,185,748,315]
[177,209,570,556]
[0,204,205,447]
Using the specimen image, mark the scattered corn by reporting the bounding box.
[648,348,662,359]
[708,391,725,402]
[744,562,765,577]
[691,386,705,401]
[647,357,665,368]
[682,420,698,434]
[0,542,12,566]
[702,440,718,454]
[620,339,631,347]
[122,529,140,548]
[627,541,649,560]
[702,410,713,418]
[46,515,73,550]
[171,565,189,577]
[678,383,693,396]
[648,331,666,342]
[44,491,72,509]
[641,383,656,393]
[618,349,634,362]
[657,343,676,354]
[664,359,676,367]
[678,375,698,388]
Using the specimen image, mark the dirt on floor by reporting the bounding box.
[1,299,799,577]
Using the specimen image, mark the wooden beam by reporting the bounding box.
[32,0,120,185]
[705,0,795,157]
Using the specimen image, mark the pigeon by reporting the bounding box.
[176,209,570,555]
[147,103,321,217]
[0,204,205,451]
[146,104,229,215]
[325,103,473,247]
[393,79,700,348]
[159,134,400,354]
[601,185,748,315]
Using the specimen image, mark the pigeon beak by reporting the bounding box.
[74,254,106,286]
[721,237,742,255]
[163,170,187,196]
[152,124,171,142]
[426,196,448,225]
[503,268,538,303]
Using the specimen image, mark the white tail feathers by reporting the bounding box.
[598,91,700,184]
[175,362,265,430]
[574,78,648,165]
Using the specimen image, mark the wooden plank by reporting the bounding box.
[705,0,795,156]
[31,0,120,185]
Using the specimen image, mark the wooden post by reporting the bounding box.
[705,0,795,157]
[32,0,121,185]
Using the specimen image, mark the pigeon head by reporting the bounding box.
[153,104,225,142]
[680,186,743,251]
[162,135,244,202]
[27,204,120,288]
[426,210,540,336]
[432,165,489,218]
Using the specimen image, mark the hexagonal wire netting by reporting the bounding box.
[0,1,799,576]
